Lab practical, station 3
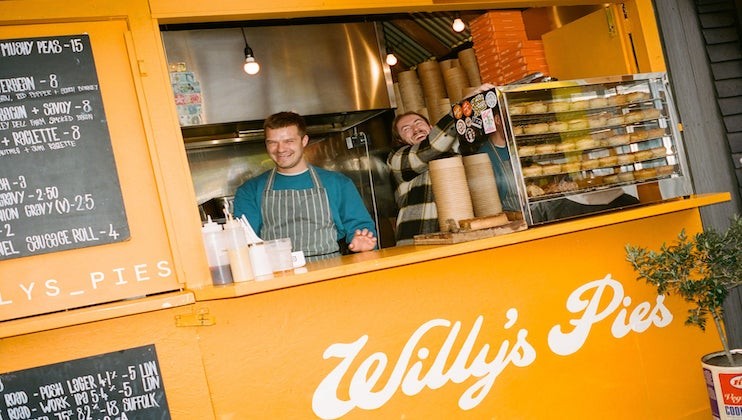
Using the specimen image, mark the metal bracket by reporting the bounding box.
[345,132,368,149]
[175,307,215,327]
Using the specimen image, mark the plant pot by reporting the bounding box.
[702,349,742,419]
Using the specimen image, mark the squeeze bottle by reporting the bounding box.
[223,217,254,282]
[201,216,233,285]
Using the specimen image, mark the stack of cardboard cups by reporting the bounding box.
[398,70,426,118]
[417,60,448,123]
[463,153,502,216]
[443,66,470,104]
[458,48,482,87]
[429,156,474,232]
[393,82,405,115]
[439,58,459,73]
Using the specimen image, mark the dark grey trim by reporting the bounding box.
[654,0,742,347]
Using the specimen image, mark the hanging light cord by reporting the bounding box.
[241,27,252,57]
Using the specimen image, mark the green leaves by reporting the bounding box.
[625,215,742,365]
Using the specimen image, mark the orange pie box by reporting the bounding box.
[500,62,529,76]
[471,28,527,41]
[501,69,531,83]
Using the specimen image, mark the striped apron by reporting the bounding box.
[261,167,339,261]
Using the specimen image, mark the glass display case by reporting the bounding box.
[497,72,693,225]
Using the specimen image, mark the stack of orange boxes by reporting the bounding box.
[469,11,550,85]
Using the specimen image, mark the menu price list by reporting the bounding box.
[0,345,171,420]
[0,34,129,261]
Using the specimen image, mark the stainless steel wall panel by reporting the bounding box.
[162,23,392,125]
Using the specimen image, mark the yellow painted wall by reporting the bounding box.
[0,208,723,418]
[624,0,667,72]
[0,304,215,418]
[0,0,211,322]
[0,20,188,320]
[148,0,605,24]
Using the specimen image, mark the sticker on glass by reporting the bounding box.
[455,119,467,135]
[485,91,498,108]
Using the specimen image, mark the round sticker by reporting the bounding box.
[485,91,497,108]
[452,104,463,119]
[462,101,473,117]
[465,128,477,143]
[455,119,467,135]
[465,116,472,127]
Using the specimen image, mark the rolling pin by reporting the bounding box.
[458,213,509,231]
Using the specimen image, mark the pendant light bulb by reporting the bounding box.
[452,16,466,33]
[244,55,260,75]
[385,48,398,66]
[241,28,260,75]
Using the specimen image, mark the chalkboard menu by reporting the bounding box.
[0,345,170,420]
[0,34,129,260]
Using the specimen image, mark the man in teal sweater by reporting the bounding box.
[234,112,377,261]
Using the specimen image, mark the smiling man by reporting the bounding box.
[387,111,461,245]
[234,111,377,261]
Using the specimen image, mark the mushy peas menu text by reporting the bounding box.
[0,34,129,261]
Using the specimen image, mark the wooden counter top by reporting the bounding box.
[189,192,731,301]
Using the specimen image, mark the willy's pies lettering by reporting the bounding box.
[0,260,172,306]
[312,275,673,418]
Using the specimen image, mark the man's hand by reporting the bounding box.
[472,83,496,95]
[348,228,377,252]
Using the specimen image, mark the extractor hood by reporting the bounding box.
[180,109,389,149]
[161,22,395,129]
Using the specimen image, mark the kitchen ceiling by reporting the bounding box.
[379,11,486,71]
[161,7,603,80]
[161,11,487,78]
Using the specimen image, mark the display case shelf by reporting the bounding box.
[497,73,693,225]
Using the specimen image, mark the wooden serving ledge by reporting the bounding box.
[413,212,527,244]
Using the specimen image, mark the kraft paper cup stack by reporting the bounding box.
[463,153,502,216]
[462,87,479,100]
[393,82,405,114]
[458,48,482,87]
[417,60,447,110]
[398,70,426,115]
[439,58,460,73]
[415,107,430,121]
[429,97,452,125]
[443,66,470,104]
[429,156,474,232]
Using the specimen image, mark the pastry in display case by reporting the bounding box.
[497,73,693,226]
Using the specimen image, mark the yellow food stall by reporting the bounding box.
[1,194,730,418]
[0,0,733,418]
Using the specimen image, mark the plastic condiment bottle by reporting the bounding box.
[223,218,254,282]
[201,216,233,285]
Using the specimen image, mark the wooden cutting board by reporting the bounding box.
[413,219,528,245]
